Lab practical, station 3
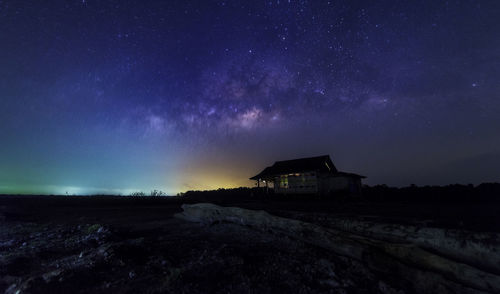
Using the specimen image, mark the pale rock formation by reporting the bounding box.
[176,203,500,294]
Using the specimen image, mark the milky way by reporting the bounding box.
[1,1,499,194]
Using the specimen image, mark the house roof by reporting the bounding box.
[250,155,365,180]
[332,171,366,179]
[250,155,355,180]
[250,155,333,180]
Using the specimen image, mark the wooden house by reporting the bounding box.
[250,155,365,195]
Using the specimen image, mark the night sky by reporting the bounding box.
[1,1,499,195]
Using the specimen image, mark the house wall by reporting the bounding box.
[324,176,361,195]
[273,172,318,194]
[329,176,350,191]
[272,172,362,195]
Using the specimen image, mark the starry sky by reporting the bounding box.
[1,0,499,195]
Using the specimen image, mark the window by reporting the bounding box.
[280,175,288,188]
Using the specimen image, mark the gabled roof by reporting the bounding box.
[250,155,338,180]
[332,171,366,179]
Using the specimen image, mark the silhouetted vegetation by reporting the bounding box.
[130,190,167,197]
[362,183,500,203]
[181,187,262,202]
[182,183,500,204]
[2,183,500,232]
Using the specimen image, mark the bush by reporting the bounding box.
[150,190,166,197]
[130,190,167,197]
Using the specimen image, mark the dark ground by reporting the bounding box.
[1,194,499,293]
[3,195,500,231]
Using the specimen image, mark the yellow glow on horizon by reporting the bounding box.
[176,164,254,192]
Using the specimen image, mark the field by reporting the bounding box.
[1,194,499,293]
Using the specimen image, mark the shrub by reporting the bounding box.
[129,190,167,197]
[150,190,166,197]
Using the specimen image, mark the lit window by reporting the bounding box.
[280,175,288,188]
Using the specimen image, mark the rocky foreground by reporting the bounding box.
[177,203,500,294]
[1,198,499,293]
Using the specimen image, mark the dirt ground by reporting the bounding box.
[1,195,499,293]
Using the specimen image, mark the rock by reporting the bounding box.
[97,243,114,259]
[319,279,341,288]
[176,203,500,294]
[378,281,404,294]
[0,239,15,248]
[4,284,19,294]
[8,276,46,294]
[42,269,63,283]
[87,224,103,234]
[314,216,500,274]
